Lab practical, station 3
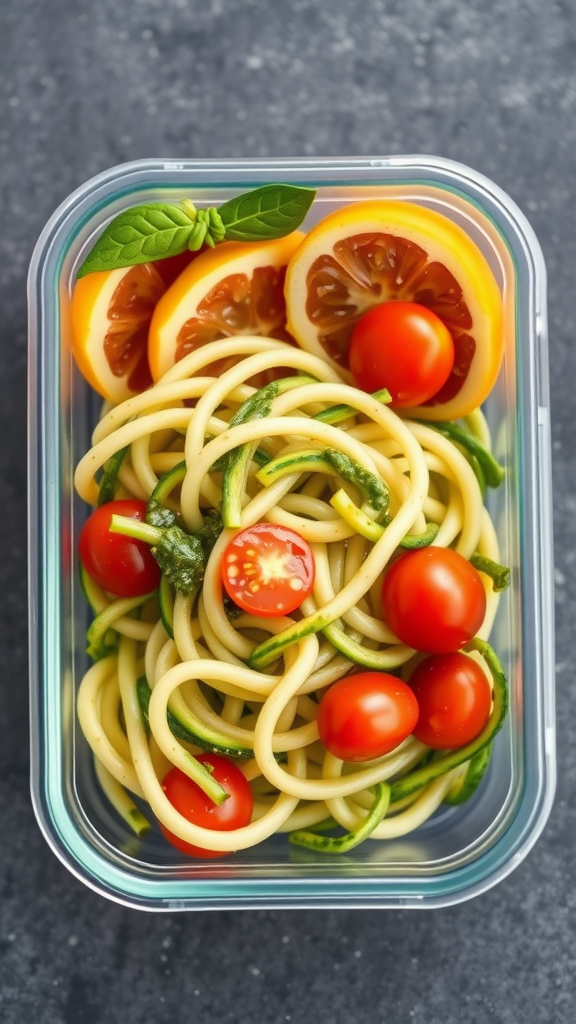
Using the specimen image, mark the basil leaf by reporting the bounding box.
[77,204,193,278]
[218,183,316,241]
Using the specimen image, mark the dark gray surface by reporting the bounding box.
[1,0,575,1021]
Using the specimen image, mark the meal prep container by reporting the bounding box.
[28,156,555,910]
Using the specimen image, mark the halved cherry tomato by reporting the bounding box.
[348,301,455,407]
[409,652,492,749]
[381,547,486,654]
[160,754,254,859]
[221,523,314,617]
[317,672,419,763]
[78,499,161,597]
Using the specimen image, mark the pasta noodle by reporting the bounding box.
[76,335,504,855]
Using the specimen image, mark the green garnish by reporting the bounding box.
[105,469,226,598]
[218,183,316,240]
[151,524,205,595]
[194,508,224,561]
[146,497,178,530]
[77,183,316,277]
[109,512,222,597]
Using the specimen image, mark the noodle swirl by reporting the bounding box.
[76,336,503,855]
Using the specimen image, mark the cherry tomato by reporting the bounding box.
[409,652,492,749]
[349,301,455,407]
[381,547,486,654]
[221,523,315,617]
[317,672,419,763]
[160,754,254,859]
[79,498,161,597]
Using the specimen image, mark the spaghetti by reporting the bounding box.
[76,335,506,855]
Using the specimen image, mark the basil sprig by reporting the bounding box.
[77,183,316,278]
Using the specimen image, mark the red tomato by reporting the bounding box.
[349,301,455,407]
[381,547,486,654]
[409,652,492,749]
[221,523,314,617]
[317,672,419,762]
[160,754,254,859]
[79,498,161,597]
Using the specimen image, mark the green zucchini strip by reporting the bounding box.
[330,489,438,549]
[313,387,391,424]
[320,620,407,670]
[470,553,510,592]
[444,742,493,806]
[93,756,151,836]
[423,420,505,488]
[256,448,390,519]
[398,522,439,549]
[86,591,157,661]
[136,677,254,760]
[288,782,391,853]
[390,639,508,802]
[98,446,129,505]
[329,489,384,542]
[149,460,186,509]
[79,563,105,613]
[221,375,317,527]
[158,576,175,638]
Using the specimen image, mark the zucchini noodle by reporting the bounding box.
[76,335,505,856]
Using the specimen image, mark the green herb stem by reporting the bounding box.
[109,515,162,546]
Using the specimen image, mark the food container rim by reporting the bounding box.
[28,155,555,910]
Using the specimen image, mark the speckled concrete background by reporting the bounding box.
[1,1,575,1022]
